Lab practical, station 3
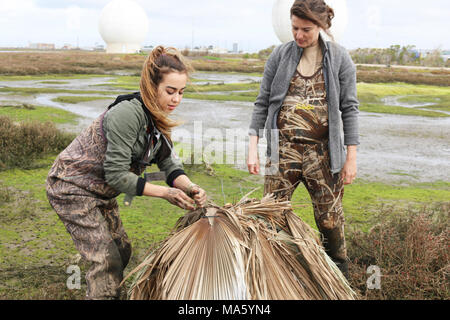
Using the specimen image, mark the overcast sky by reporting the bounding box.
[1,0,449,52]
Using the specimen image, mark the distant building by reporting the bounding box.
[61,43,74,50]
[141,45,153,53]
[29,43,55,50]
[94,44,105,51]
[209,47,228,54]
[232,43,238,53]
[442,50,450,63]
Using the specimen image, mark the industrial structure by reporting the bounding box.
[98,0,149,54]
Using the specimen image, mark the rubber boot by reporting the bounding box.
[320,226,349,280]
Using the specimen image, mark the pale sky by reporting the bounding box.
[1,0,449,52]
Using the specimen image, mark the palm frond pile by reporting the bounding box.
[124,195,358,300]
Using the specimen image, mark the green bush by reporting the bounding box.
[0,116,75,170]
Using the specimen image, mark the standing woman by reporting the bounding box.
[247,0,359,277]
[46,46,207,299]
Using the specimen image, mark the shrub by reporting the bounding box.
[0,116,75,170]
[347,203,449,300]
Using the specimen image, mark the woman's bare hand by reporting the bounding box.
[163,187,195,210]
[247,148,260,175]
[190,185,207,207]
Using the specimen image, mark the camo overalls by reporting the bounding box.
[46,110,137,299]
[264,64,348,267]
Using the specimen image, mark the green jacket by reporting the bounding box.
[102,97,185,196]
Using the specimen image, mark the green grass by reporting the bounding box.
[359,103,448,117]
[0,104,80,124]
[397,94,450,112]
[52,95,114,104]
[186,82,260,93]
[0,87,122,96]
[184,93,256,102]
[0,156,448,298]
[194,70,263,77]
[107,75,140,90]
[39,81,71,85]
[109,77,262,92]
[356,83,450,117]
[0,74,111,81]
[357,82,450,101]
[202,56,221,61]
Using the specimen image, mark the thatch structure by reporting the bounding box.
[124,194,358,300]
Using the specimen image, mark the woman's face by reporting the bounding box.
[291,15,321,48]
[157,71,188,113]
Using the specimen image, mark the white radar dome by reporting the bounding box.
[272,0,348,44]
[99,0,149,54]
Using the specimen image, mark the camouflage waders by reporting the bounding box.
[264,66,348,273]
[46,114,135,299]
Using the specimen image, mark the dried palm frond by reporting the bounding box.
[124,195,358,300]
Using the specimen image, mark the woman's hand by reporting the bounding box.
[190,185,207,207]
[247,136,260,175]
[341,145,357,185]
[163,187,196,210]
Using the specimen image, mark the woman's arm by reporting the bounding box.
[338,49,360,147]
[103,102,148,196]
[247,46,280,174]
[338,49,360,185]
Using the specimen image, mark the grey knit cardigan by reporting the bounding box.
[249,35,360,175]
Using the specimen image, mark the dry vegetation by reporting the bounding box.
[0,116,75,170]
[1,51,449,86]
[0,51,145,75]
[356,65,450,87]
[348,203,449,300]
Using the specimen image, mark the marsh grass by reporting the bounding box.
[357,67,450,87]
[347,203,449,300]
[359,103,448,117]
[0,161,448,299]
[52,96,114,104]
[1,51,449,86]
[0,104,80,124]
[397,94,450,112]
[0,116,75,170]
[0,87,118,96]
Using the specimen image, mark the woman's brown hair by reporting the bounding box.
[290,0,335,40]
[140,46,193,139]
